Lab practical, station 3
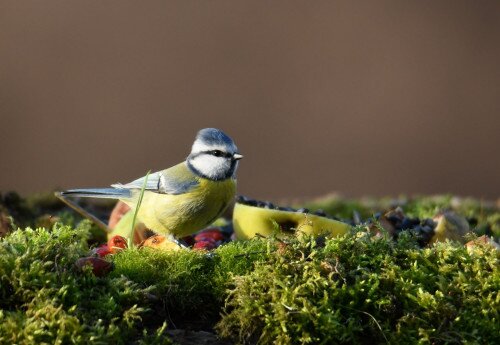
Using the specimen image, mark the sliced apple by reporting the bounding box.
[233,197,352,240]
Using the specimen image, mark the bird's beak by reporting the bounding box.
[233,153,243,160]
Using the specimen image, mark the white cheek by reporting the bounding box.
[191,155,227,179]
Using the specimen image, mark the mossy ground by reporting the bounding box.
[0,193,499,344]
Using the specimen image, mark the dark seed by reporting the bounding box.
[409,218,420,226]
[296,208,309,213]
[421,225,434,234]
[237,195,258,206]
[401,218,413,230]
[467,217,478,227]
[422,218,436,228]
[279,221,296,233]
[264,201,275,209]
[238,195,252,204]
[413,225,423,233]
[314,209,327,217]
[387,215,402,226]
[255,201,266,208]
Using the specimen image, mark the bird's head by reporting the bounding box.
[187,128,243,181]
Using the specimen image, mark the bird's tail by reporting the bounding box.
[59,188,131,199]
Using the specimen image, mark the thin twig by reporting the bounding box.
[54,192,110,233]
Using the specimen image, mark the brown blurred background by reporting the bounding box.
[1,1,499,200]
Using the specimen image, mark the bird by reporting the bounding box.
[60,128,243,238]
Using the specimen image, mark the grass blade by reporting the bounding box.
[129,170,151,247]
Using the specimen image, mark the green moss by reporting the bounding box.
[0,221,172,344]
[0,195,498,344]
[216,229,500,344]
[110,238,269,328]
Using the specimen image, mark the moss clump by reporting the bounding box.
[0,221,172,345]
[0,219,269,343]
[110,238,269,328]
[217,229,500,344]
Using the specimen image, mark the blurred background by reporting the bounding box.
[1,1,499,201]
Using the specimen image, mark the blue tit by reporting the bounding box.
[60,128,243,237]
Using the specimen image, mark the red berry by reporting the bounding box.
[194,229,224,242]
[94,244,111,257]
[107,235,128,253]
[193,238,217,251]
[75,257,114,277]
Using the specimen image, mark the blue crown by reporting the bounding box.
[196,128,234,146]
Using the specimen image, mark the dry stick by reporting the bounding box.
[54,192,110,233]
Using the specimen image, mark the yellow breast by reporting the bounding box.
[134,178,236,237]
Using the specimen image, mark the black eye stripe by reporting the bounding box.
[204,150,231,158]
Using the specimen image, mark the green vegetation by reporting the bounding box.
[0,222,172,344]
[217,232,499,344]
[0,193,499,344]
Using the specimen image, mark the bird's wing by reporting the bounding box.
[111,162,199,195]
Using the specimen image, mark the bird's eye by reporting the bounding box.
[211,150,223,157]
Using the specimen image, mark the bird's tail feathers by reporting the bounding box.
[59,188,131,199]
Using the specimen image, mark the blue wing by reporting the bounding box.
[112,162,199,195]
